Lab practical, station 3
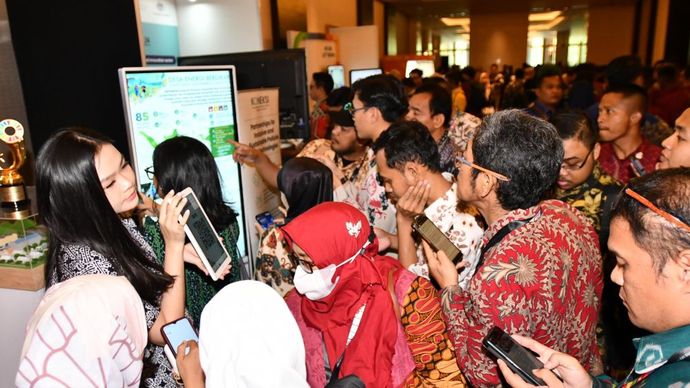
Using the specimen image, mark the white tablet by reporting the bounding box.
[179,187,231,281]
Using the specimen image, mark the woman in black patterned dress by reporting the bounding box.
[36,128,189,387]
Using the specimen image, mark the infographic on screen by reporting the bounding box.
[121,68,246,258]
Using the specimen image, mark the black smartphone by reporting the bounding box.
[413,215,462,264]
[482,326,547,385]
[161,317,198,357]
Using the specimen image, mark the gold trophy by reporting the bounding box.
[0,119,29,219]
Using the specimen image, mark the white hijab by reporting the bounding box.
[16,275,147,388]
[199,280,308,388]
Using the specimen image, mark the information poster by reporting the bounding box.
[236,88,281,260]
[121,68,247,259]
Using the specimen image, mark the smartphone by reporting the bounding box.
[255,211,275,230]
[630,158,647,177]
[482,326,547,386]
[161,317,198,357]
[412,215,462,264]
[179,187,232,281]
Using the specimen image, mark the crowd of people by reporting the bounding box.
[15,54,690,387]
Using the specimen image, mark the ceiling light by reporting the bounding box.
[528,10,562,22]
[441,17,470,27]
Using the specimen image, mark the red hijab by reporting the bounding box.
[282,202,402,387]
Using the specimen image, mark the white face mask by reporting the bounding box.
[293,241,369,301]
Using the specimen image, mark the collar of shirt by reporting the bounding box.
[481,201,547,246]
[632,323,690,374]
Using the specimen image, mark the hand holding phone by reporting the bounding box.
[482,326,547,386]
[161,317,199,358]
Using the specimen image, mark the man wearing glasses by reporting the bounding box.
[425,110,603,386]
[497,168,690,387]
[551,111,642,378]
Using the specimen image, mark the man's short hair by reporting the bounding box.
[602,83,647,114]
[352,74,408,123]
[657,62,679,84]
[472,110,563,210]
[535,64,562,88]
[611,168,690,274]
[514,68,525,80]
[326,86,352,108]
[550,110,597,148]
[313,72,334,94]
[413,84,452,128]
[409,69,423,77]
[372,120,441,173]
[606,55,643,87]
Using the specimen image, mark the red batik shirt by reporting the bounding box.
[440,200,603,386]
[597,139,662,185]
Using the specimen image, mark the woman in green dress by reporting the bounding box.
[142,136,241,324]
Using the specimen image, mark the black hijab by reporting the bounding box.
[277,157,333,223]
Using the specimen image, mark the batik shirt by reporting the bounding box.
[333,147,396,234]
[555,163,622,248]
[254,226,296,297]
[298,139,369,186]
[48,218,177,388]
[447,111,482,153]
[593,324,690,387]
[440,200,603,386]
[309,100,329,139]
[409,178,484,290]
[597,139,662,185]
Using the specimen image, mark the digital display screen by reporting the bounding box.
[184,192,227,272]
[349,68,383,84]
[119,67,246,259]
[405,60,436,77]
[162,318,198,356]
[328,65,345,88]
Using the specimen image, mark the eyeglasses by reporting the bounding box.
[145,166,155,180]
[455,155,510,182]
[625,188,690,233]
[289,254,316,274]
[561,147,594,171]
[344,102,369,116]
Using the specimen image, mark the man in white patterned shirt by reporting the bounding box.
[374,120,484,288]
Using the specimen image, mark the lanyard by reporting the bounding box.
[476,217,534,269]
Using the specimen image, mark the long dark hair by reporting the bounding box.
[36,128,173,304]
[153,136,237,231]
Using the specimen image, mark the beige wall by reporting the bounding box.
[374,0,385,58]
[470,11,529,69]
[306,0,356,33]
[587,5,635,65]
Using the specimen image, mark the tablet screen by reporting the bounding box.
[183,192,228,272]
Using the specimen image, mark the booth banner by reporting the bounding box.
[140,0,179,66]
[236,88,281,263]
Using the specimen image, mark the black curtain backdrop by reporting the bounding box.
[6,0,143,156]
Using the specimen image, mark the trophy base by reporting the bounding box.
[0,185,30,219]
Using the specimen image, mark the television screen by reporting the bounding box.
[328,65,345,89]
[179,49,309,140]
[349,68,383,84]
[118,66,248,259]
[405,60,436,77]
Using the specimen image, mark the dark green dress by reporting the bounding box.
[142,215,241,325]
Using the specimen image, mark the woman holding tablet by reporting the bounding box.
[143,136,241,324]
[37,128,189,387]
